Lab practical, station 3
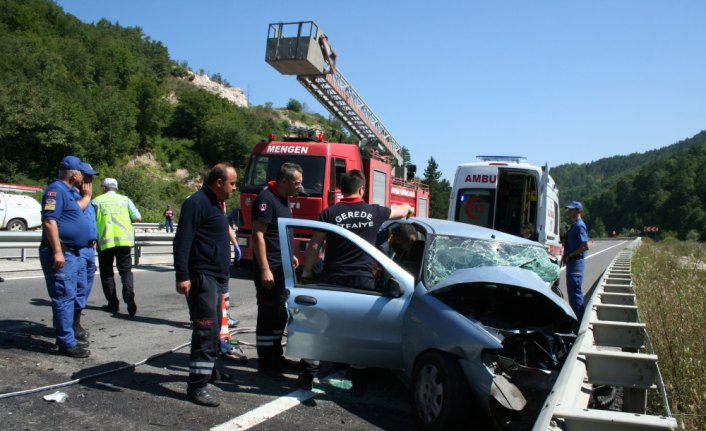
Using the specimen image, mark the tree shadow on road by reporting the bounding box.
[87,307,192,330]
[28,297,192,331]
[70,352,301,404]
[0,319,56,354]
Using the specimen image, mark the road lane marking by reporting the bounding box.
[560,240,627,273]
[211,372,346,431]
[0,266,170,281]
[211,389,314,431]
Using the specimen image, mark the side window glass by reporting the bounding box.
[295,226,387,295]
[333,158,346,191]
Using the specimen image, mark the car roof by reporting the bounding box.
[399,217,539,244]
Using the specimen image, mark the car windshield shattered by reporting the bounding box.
[425,234,560,287]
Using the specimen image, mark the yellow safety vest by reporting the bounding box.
[93,192,135,250]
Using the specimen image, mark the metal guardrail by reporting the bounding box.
[533,238,677,431]
[0,230,175,265]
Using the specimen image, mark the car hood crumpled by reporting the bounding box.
[428,266,577,329]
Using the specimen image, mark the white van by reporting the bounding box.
[0,192,42,231]
[448,156,562,259]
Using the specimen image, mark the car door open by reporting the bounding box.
[277,218,415,369]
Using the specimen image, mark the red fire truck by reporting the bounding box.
[236,22,429,262]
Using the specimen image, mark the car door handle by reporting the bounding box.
[294,295,317,306]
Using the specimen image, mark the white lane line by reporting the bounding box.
[0,266,169,281]
[211,389,314,431]
[211,372,348,431]
[560,240,627,273]
[1,274,46,281]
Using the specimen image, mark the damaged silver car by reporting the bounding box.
[278,217,577,430]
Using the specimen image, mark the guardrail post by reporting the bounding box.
[134,245,141,266]
[21,247,27,262]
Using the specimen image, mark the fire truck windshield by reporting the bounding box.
[242,154,326,195]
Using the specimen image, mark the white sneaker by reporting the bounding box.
[227,318,240,328]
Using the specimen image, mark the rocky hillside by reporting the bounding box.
[185,72,249,108]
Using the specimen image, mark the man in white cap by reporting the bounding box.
[92,177,142,316]
[562,201,589,318]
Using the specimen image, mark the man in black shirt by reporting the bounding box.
[302,169,411,288]
[299,169,411,392]
[252,162,303,381]
[174,163,237,407]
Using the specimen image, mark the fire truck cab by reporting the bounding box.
[448,156,562,258]
[237,128,429,262]
[236,21,431,263]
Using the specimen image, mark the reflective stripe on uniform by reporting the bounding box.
[256,335,281,347]
[189,361,215,375]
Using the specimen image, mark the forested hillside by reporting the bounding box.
[0,0,351,220]
[551,130,706,203]
[583,145,706,240]
[548,129,706,240]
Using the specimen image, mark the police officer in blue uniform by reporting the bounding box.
[562,201,589,318]
[40,156,93,358]
[73,162,99,343]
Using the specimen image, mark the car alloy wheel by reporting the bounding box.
[7,219,27,231]
[412,351,471,431]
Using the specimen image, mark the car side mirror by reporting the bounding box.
[384,278,404,298]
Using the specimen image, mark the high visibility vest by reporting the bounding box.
[93,192,135,250]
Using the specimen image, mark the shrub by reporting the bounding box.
[286,98,302,112]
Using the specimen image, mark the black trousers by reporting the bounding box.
[98,246,134,305]
[254,266,288,370]
[186,273,224,392]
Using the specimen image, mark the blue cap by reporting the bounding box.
[59,155,83,171]
[565,201,583,211]
[80,162,99,176]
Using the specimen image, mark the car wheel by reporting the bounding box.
[412,351,471,431]
[7,219,27,231]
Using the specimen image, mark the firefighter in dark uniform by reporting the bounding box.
[39,156,93,358]
[252,162,304,381]
[299,169,412,392]
[174,163,238,407]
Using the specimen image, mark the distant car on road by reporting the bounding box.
[0,192,42,231]
[278,217,576,430]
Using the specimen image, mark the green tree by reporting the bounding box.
[423,157,450,218]
[129,74,168,151]
[399,147,412,167]
[286,98,303,112]
[591,217,606,238]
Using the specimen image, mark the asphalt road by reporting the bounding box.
[0,240,627,431]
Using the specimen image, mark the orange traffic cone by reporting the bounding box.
[219,294,229,342]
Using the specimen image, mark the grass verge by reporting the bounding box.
[633,239,706,430]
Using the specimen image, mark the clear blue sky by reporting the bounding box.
[56,1,706,182]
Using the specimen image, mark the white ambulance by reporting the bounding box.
[448,156,562,258]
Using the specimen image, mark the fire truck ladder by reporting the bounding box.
[265,21,404,166]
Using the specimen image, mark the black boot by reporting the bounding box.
[73,310,89,342]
